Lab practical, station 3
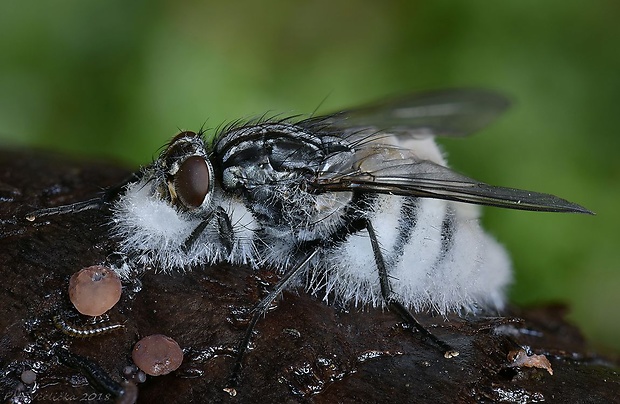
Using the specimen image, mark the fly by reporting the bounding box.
[25,89,591,392]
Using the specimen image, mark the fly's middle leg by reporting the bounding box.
[225,250,319,395]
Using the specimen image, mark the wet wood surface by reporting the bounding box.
[1,149,618,403]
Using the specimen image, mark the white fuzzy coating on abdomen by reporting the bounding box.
[303,136,511,314]
[310,195,511,315]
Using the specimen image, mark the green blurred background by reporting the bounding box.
[1,2,618,353]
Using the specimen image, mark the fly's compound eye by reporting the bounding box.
[174,155,212,209]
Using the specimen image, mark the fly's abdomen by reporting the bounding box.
[394,200,511,313]
[311,195,511,314]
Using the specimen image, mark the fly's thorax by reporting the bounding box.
[216,122,358,240]
[220,153,354,241]
[218,124,326,191]
[256,189,355,242]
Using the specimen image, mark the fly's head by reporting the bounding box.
[110,130,232,275]
[153,131,215,215]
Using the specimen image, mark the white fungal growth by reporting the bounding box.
[111,179,258,278]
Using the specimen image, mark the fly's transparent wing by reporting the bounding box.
[305,89,510,140]
[317,147,592,214]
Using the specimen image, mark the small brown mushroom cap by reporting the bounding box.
[68,265,122,316]
[132,334,184,376]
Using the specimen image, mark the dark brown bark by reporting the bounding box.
[0,149,618,403]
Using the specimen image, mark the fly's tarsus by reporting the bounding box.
[24,171,141,221]
[25,197,106,221]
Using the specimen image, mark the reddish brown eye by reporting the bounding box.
[175,156,211,209]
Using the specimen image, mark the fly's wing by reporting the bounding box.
[317,147,592,214]
[304,89,511,142]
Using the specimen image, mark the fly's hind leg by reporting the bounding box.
[366,219,459,358]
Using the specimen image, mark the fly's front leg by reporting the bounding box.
[366,219,459,358]
[215,207,234,253]
[182,211,214,252]
[25,171,142,221]
[182,206,234,254]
